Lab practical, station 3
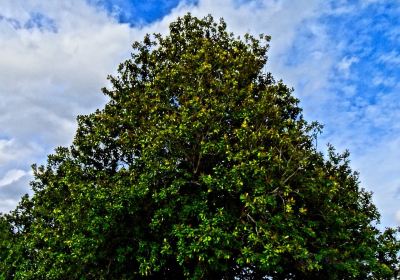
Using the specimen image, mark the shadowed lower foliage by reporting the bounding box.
[0,14,399,279]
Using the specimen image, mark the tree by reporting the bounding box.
[1,14,399,279]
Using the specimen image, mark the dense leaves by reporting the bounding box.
[1,14,399,279]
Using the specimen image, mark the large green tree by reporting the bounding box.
[1,14,399,279]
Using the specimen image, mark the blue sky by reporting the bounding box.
[0,0,399,228]
[87,0,185,25]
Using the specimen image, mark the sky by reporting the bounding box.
[0,0,399,228]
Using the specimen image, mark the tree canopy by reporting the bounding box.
[1,14,399,279]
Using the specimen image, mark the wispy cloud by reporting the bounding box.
[0,169,28,188]
[337,56,359,78]
[378,50,400,65]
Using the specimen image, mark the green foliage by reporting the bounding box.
[1,14,399,279]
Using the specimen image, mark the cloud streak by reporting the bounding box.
[0,169,28,188]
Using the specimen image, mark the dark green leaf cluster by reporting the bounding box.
[1,14,399,279]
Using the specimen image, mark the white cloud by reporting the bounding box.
[0,168,32,214]
[337,56,359,78]
[0,139,19,166]
[0,138,41,167]
[0,169,28,187]
[0,0,140,212]
[0,198,21,214]
[372,75,397,87]
[0,0,140,141]
[396,210,400,224]
[349,135,400,226]
[378,50,400,65]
